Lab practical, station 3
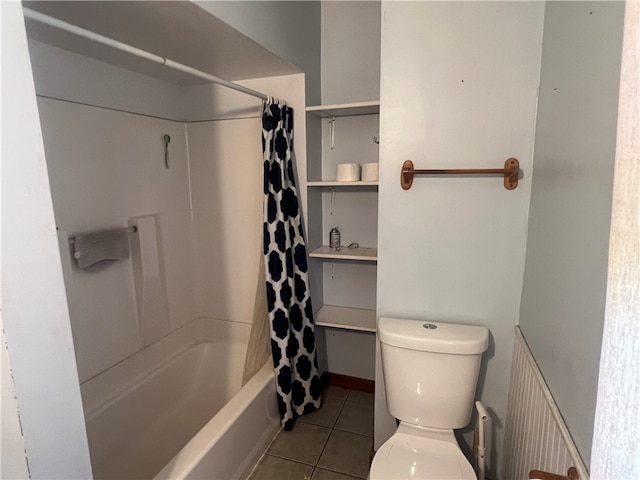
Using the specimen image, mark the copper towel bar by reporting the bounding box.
[529,467,579,480]
[400,158,520,190]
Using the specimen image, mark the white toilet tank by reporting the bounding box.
[378,317,489,429]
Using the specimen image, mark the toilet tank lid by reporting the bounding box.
[378,317,489,354]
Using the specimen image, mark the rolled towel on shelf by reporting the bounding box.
[72,226,136,270]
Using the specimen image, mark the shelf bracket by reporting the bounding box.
[400,158,520,190]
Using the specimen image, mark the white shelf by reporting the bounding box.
[307,181,378,187]
[306,101,380,118]
[309,245,377,262]
[315,305,376,333]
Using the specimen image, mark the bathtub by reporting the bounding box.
[80,318,280,479]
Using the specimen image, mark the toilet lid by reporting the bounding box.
[370,433,477,480]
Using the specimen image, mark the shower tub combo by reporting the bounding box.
[81,318,279,479]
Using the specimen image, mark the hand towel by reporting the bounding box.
[73,228,130,270]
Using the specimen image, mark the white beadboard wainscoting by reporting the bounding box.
[503,327,588,480]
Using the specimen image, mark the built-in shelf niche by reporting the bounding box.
[306,100,379,335]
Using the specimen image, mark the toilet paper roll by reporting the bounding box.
[336,163,360,182]
[361,163,379,182]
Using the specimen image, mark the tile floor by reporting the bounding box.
[249,386,374,480]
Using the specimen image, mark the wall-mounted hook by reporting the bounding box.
[330,187,335,215]
[372,136,379,144]
[329,117,336,149]
[162,134,171,169]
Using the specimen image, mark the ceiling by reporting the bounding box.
[23,1,302,86]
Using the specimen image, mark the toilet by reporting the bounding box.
[370,317,489,480]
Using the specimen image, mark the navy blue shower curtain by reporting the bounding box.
[262,97,322,430]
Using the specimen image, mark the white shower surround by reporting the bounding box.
[30,42,308,383]
[82,317,279,479]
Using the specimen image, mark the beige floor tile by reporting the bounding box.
[347,390,374,406]
[249,454,314,480]
[317,430,373,479]
[299,395,345,428]
[334,400,374,437]
[325,385,349,400]
[268,422,331,465]
[312,467,362,480]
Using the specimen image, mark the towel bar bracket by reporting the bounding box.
[529,467,579,480]
[67,225,138,243]
[400,158,520,190]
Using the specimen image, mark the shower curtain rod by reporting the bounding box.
[22,8,269,101]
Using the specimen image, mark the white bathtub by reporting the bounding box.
[80,318,280,479]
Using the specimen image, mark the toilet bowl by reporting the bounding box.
[370,424,476,479]
[370,317,489,480]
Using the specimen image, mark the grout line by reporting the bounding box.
[331,390,349,429]
[253,386,373,479]
[332,426,374,438]
[344,390,375,406]
[330,392,348,429]
[315,422,335,467]
[315,465,366,480]
[263,425,283,453]
[264,452,317,467]
[325,394,349,402]
[315,390,349,471]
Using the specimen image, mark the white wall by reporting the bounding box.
[519,1,625,466]
[38,97,194,382]
[28,41,186,121]
[376,2,544,477]
[1,328,30,479]
[1,3,92,476]
[321,1,380,104]
[30,41,195,381]
[591,2,640,477]
[197,1,321,104]
[187,74,308,328]
[321,329,376,380]
[188,119,264,325]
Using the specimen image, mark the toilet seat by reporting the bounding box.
[370,432,477,480]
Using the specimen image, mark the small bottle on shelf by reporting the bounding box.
[329,227,341,249]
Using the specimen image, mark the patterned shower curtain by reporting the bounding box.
[262,96,322,430]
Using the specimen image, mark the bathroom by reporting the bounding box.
[2,1,637,480]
